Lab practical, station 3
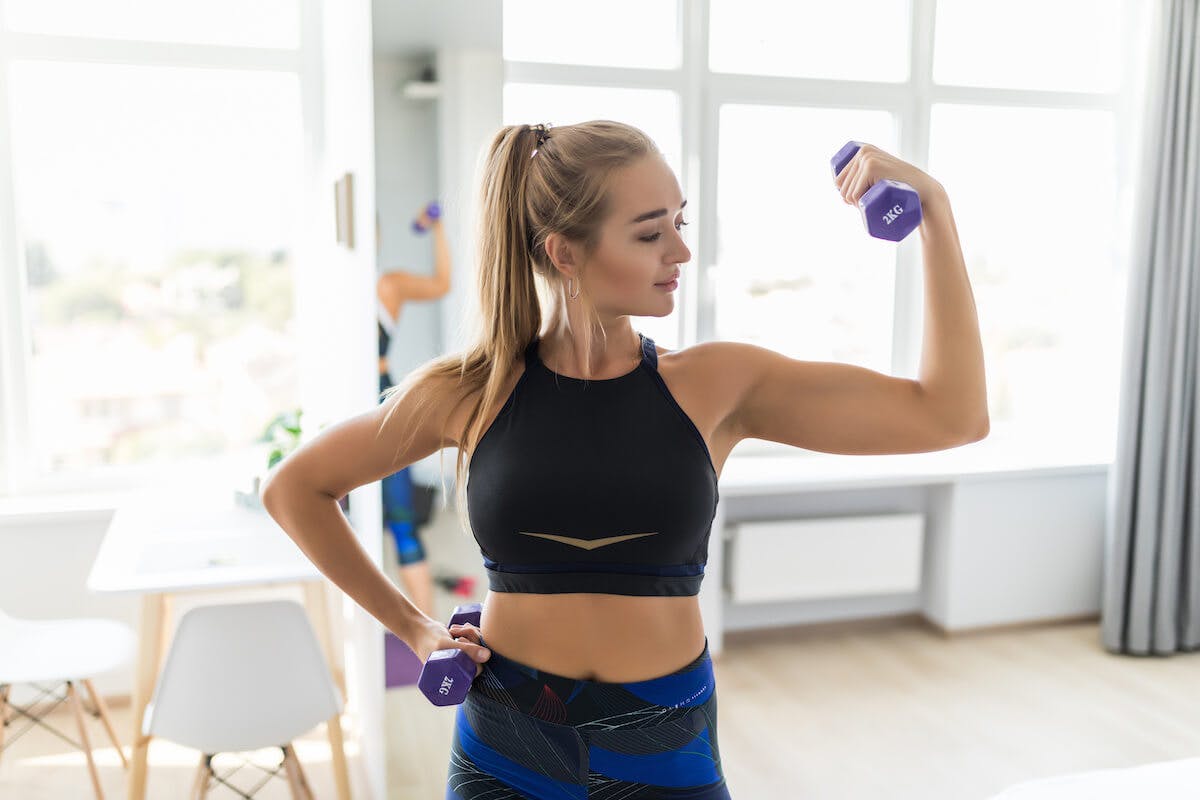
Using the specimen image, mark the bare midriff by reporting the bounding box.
[478,591,708,682]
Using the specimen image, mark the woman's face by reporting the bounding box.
[555,155,692,317]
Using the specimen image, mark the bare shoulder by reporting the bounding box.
[437,351,527,449]
[651,339,753,436]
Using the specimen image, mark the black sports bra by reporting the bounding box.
[466,332,719,597]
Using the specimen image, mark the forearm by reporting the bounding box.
[262,483,429,644]
[915,189,989,436]
[430,220,451,291]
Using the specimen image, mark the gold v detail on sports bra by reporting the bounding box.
[516,531,660,550]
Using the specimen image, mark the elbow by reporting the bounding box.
[963,414,990,442]
[259,466,290,512]
[259,476,281,513]
[261,469,340,514]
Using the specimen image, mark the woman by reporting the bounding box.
[376,206,452,617]
[263,121,987,798]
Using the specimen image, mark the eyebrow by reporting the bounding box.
[629,198,687,225]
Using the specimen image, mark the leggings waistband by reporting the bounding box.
[472,634,714,726]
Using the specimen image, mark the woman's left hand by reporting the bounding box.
[833,143,945,207]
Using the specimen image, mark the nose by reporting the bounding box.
[674,234,691,264]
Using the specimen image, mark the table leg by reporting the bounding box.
[127,592,170,800]
[302,581,352,800]
[325,710,352,800]
[302,581,346,699]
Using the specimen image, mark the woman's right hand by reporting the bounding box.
[416,207,441,230]
[408,616,492,679]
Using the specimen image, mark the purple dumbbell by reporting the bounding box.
[417,601,483,706]
[830,141,922,242]
[411,201,442,234]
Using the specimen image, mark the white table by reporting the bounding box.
[86,487,352,800]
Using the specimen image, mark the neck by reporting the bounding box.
[539,318,641,377]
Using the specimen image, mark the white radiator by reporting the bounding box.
[727,513,925,603]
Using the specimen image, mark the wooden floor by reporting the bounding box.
[4,615,1200,799]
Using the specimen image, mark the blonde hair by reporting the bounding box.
[378,119,662,539]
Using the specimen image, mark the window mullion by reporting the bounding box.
[894,0,938,382]
[0,28,31,496]
[684,0,710,347]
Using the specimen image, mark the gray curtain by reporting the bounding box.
[1103,0,1200,655]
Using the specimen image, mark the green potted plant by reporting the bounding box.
[236,408,303,510]
[263,408,304,469]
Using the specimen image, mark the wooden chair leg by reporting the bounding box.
[189,753,211,800]
[66,680,105,800]
[1,683,10,767]
[82,679,128,770]
[292,746,316,800]
[281,744,315,800]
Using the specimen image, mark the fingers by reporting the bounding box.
[839,159,861,204]
[844,156,876,206]
[448,623,491,664]
[449,622,480,643]
[835,158,854,194]
[849,167,871,206]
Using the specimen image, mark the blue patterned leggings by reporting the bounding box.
[446,635,731,799]
[378,375,425,566]
[381,463,425,565]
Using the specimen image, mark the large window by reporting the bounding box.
[0,6,309,494]
[502,0,1146,462]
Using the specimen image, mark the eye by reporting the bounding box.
[640,219,690,243]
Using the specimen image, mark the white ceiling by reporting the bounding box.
[372,0,502,59]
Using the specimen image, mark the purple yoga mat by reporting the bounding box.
[384,630,423,688]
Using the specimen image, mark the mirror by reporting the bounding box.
[370,1,502,793]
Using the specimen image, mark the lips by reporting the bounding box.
[655,271,681,285]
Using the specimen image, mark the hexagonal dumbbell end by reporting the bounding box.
[448,602,481,628]
[830,141,922,242]
[417,602,484,707]
[858,179,922,241]
[830,140,864,181]
[417,647,477,706]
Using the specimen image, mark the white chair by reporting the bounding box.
[142,599,343,799]
[0,607,137,800]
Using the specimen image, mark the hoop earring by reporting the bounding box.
[567,277,580,300]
